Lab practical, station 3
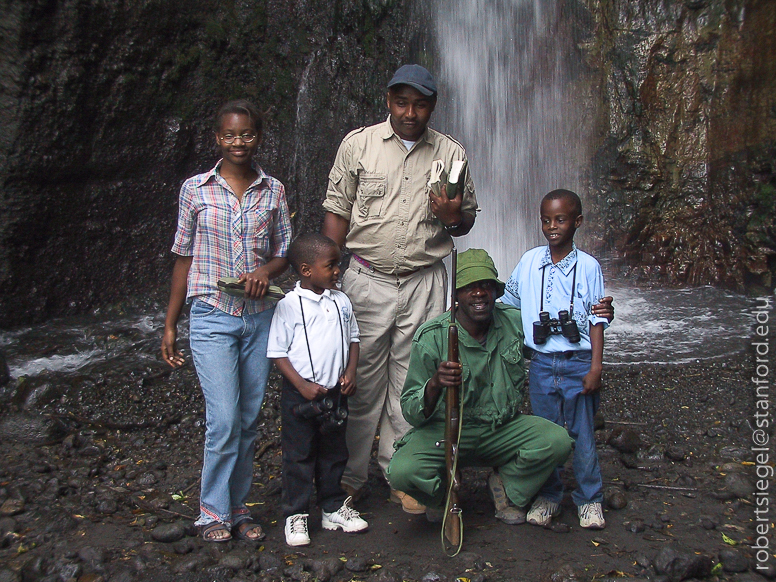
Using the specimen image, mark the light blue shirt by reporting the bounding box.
[500,244,608,353]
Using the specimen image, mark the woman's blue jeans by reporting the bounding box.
[189,300,274,526]
[529,350,603,506]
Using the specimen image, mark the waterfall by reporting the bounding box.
[432,0,590,279]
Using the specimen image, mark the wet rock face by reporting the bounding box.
[0,0,417,327]
[585,0,776,293]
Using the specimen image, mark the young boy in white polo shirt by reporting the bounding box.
[267,233,368,547]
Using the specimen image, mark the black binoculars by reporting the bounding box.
[533,310,580,344]
[292,396,348,434]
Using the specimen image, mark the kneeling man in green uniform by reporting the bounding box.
[387,249,573,523]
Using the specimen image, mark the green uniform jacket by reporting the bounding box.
[400,303,526,433]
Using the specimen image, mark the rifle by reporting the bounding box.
[441,248,463,556]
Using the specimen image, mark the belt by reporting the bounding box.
[351,254,429,277]
[531,349,591,359]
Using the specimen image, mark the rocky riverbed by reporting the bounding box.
[0,337,772,581]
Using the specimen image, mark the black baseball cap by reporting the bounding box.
[387,64,437,97]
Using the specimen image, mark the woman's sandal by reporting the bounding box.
[198,522,232,543]
[233,519,265,543]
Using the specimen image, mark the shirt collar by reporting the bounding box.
[294,281,332,303]
[200,159,268,189]
[538,243,578,275]
[380,116,432,146]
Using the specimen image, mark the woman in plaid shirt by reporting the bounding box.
[162,100,292,543]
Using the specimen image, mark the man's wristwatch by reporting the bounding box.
[444,218,463,232]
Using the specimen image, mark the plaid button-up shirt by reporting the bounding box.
[171,160,293,316]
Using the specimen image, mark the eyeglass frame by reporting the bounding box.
[218,133,258,144]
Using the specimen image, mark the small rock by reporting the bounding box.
[346,557,369,572]
[719,446,749,461]
[608,428,642,453]
[547,563,582,581]
[420,573,443,582]
[624,520,645,533]
[373,570,402,582]
[604,488,627,510]
[260,553,283,572]
[172,538,197,555]
[97,499,117,514]
[547,521,571,533]
[699,517,716,530]
[634,553,651,568]
[77,546,106,568]
[724,473,755,499]
[706,427,726,438]
[665,446,685,461]
[220,554,248,571]
[150,522,186,543]
[653,544,712,581]
[0,569,21,582]
[455,551,485,571]
[174,555,214,574]
[136,472,158,488]
[0,517,17,536]
[718,548,749,573]
[0,499,24,517]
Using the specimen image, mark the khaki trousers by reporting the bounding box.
[340,261,447,490]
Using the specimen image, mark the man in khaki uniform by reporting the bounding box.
[322,64,478,512]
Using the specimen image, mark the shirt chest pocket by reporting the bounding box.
[356,174,387,220]
[500,339,525,389]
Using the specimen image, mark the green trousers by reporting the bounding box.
[387,414,573,509]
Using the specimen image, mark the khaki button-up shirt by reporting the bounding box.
[323,118,478,274]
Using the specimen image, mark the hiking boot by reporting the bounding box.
[284,514,310,547]
[487,471,526,525]
[425,506,444,523]
[578,502,605,529]
[341,482,366,503]
[527,496,561,526]
[321,497,368,533]
[390,489,426,515]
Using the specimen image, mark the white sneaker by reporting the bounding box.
[526,496,561,526]
[284,514,310,546]
[578,502,606,529]
[321,496,368,533]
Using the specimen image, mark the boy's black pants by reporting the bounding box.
[281,378,349,518]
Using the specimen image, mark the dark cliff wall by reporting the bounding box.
[0,0,415,327]
[583,0,776,292]
[0,0,773,328]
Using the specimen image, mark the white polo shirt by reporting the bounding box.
[267,282,360,389]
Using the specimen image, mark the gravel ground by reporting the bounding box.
[0,344,773,582]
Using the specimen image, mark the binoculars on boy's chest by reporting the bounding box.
[292,394,348,434]
[533,310,581,344]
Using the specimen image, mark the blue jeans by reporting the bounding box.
[189,299,274,526]
[529,350,602,506]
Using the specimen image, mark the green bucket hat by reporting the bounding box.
[455,249,505,297]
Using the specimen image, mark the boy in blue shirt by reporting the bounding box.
[501,189,609,529]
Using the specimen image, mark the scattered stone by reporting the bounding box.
[259,553,283,573]
[547,521,571,533]
[624,520,645,533]
[706,427,726,438]
[653,544,712,581]
[174,555,214,573]
[97,499,118,514]
[374,570,402,582]
[456,551,486,571]
[78,546,107,568]
[665,446,685,461]
[0,414,67,445]
[724,473,755,499]
[634,553,651,568]
[0,569,21,582]
[310,557,343,581]
[547,563,583,581]
[136,472,158,488]
[0,517,16,536]
[172,538,197,554]
[346,556,369,572]
[718,548,749,573]
[220,553,249,571]
[0,499,24,517]
[420,573,443,582]
[718,446,750,461]
[150,522,186,543]
[699,517,716,530]
[608,428,642,454]
[604,488,627,510]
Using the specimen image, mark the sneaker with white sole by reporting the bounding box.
[526,496,561,526]
[321,496,368,533]
[487,471,526,525]
[285,514,310,546]
[578,502,605,529]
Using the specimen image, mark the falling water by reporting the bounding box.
[432,0,590,279]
